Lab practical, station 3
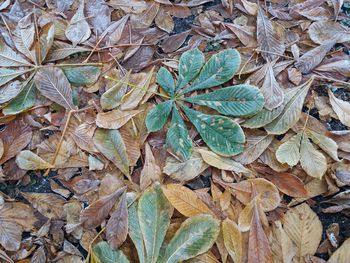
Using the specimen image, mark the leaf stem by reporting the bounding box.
[312,73,350,87]
[104,75,171,99]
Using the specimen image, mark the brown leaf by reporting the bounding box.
[309,21,350,44]
[31,246,46,263]
[79,186,126,229]
[270,221,296,263]
[130,2,160,29]
[248,199,273,263]
[106,193,128,249]
[140,142,161,190]
[225,23,257,47]
[96,109,142,130]
[0,119,32,165]
[257,7,285,61]
[331,0,344,19]
[34,67,75,111]
[254,165,308,198]
[295,41,335,74]
[155,8,174,33]
[328,237,350,263]
[161,30,190,53]
[22,192,65,219]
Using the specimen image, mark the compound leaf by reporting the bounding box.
[157,67,175,97]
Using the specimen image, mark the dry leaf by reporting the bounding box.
[328,237,350,263]
[162,183,214,217]
[260,62,284,110]
[22,192,65,219]
[16,150,53,170]
[222,218,242,263]
[270,221,296,263]
[309,21,350,44]
[328,89,350,127]
[106,193,128,249]
[248,199,273,263]
[140,142,161,190]
[96,109,142,130]
[80,186,126,229]
[284,203,322,263]
[257,7,285,61]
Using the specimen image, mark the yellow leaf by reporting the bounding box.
[162,184,214,217]
[284,203,322,263]
[222,218,242,263]
[328,238,350,263]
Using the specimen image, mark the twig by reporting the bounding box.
[313,73,350,87]
[254,48,295,60]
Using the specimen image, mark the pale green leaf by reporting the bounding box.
[181,106,245,156]
[265,77,314,135]
[93,241,130,263]
[305,129,339,161]
[127,192,145,263]
[160,214,220,263]
[242,87,297,129]
[157,67,175,97]
[276,133,302,166]
[300,134,327,179]
[182,49,241,94]
[62,66,101,86]
[3,80,37,115]
[93,128,129,176]
[0,68,32,87]
[198,148,250,174]
[146,100,173,132]
[138,183,173,263]
[0,41,32,67]
[16,150,53,170]
[176,48,205,91]
[166,106,192,160]
[185,84,264,116]
[101,72,130,110]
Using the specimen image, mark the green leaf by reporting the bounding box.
[3,80,37,115]
[100,71,130,110]
[182,49,241,94]
[62,66,101,86]
[160,214,220,263]
[185,84,264,116]
[127,192,146,263]
[265,77,314,135]
[0,41,32,67]
[166,106,192,161]
[181,106,245,156]
[0,68,32,87]
[157,67,175,97]
[138,183,173,263]
[93,128,129,176]
[146,100,173,132]
[93,241,130,263]
[176,48,205,91]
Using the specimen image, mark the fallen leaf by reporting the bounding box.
[257,7,285,61]
[162,183,214,217]
[96,109,142,130]
[140,142,161,190]
[34,67,75,111]
[284,203,322,263]
[270,221,296,263]
[106,193,128,249]
[80,186,126,229]
[248,199,273,263]
[328,89,350,127]
[328,237,350,263]
[309,21,350,44]
[16,150,53,170]
[222,218,242,263]
[65,0,91,46]
[260,62,284,110]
